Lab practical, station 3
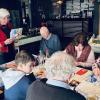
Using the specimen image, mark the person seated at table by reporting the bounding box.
[0,50,36,100]
[64,33,95,67]
[88,57,100,83]
[39,26,61,57]
[26,51,86,100]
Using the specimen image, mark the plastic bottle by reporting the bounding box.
[39,50,45,64]
[45,48,49,58]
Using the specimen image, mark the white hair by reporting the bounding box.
[0,8,10,18]
[44,51,76,81]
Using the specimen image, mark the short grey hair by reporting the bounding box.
[0,8,10,18]
[15,50,34,66]
[44,51,76,81]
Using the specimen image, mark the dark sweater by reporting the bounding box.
[26,79,86,100]
[4,73,36,100]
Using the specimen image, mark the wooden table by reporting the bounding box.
[76,81,100,100]
[70,67,92,83]
[70,67,100,100]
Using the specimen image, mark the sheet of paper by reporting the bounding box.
[10,28,23,39]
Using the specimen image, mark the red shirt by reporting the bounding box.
[0,22,13,53]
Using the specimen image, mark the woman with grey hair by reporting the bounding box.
[26,51,86,100]
[44,51,76,82]
[0,8,15,64]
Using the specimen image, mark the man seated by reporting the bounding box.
[39,26,61,57]
[0,50,36,100]
[26,51,86,100]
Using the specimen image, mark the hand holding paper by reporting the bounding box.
[4,38,14,45]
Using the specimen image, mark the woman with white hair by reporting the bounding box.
[26,51,86,100]
[0,8,15,64]
[44,51,76,82]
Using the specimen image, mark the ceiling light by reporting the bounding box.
[57,0,63,4]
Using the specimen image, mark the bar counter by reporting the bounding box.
[14,35,42,52]
[15,35,42,47]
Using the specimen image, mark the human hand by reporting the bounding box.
[74,61,84,66]
[34,67,46,79]
[6,62,17,68]
[96,57,100,63]
[4,38,14,45]
[69,80,80,87]
[0,43,2,47]
[74,61,80,66]
[15,32,21,37]
[36,68,46,78]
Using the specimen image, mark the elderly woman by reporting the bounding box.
[26,51,85,100]
[64,33,95,67]
[0,8,15,64]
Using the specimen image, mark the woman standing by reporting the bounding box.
[0,8,15,64]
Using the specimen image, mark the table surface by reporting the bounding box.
[76,81,100,99]
[70,67,92,82]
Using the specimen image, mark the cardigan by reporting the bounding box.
[26,79,86,100]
